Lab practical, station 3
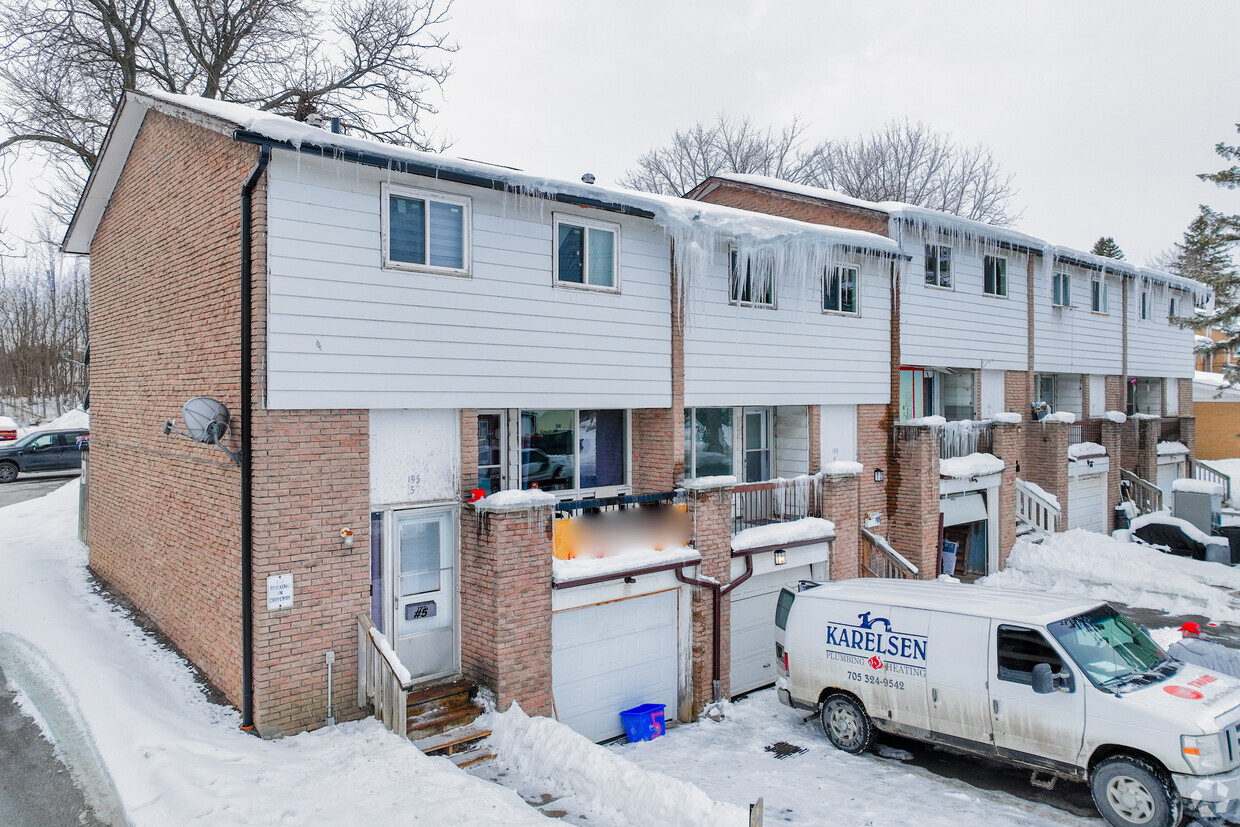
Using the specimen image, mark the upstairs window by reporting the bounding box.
[1052,272,1072,307]
[983,255,1007,297]
[1140,290,1150,320]
[824,265,858,314]
[1169,296,1180,319]
[730,251,775,307]
[924,244,952,288]
[555,216,618,290]
[1091,277,1109,314]
[383,185,469,275]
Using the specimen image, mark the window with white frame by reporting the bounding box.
[383,185,469,275]
[824,265,858,314]
[554,215,618,289]
[730,250,775,307]
[684,407,734,478]
[1140,290,1150,320]
[983,255,1007,297]
[520,409,627,493]
[1091,276,1109,314]
[925,243,952,288]
[1053,272,1072,307]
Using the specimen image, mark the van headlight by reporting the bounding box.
[1182,734,1226,774]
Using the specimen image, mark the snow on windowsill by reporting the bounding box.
[1158,441,1190,456]
[731,517,836,552]
[991,412,1022,424]
[473,489,558,512]
[1172,478,1224,495]
[820,461,863,477]
[680,475,738,491]
[552,546,701,584]
[1016,478,1060,510]
[940,453,1005,479]
[1068,442,1106,460]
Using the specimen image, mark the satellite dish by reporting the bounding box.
[182,397,231,444]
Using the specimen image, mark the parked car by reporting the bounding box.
[776,578,1240,827]
[521,447,570,490]
[0,428,90,482]
[0,416,17,442]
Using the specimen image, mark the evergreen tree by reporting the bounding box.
[1176,205,1240,386]
[1091,237,1126,260]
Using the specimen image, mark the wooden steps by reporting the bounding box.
[407,679,493,767]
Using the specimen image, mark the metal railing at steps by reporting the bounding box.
[731,478,823,535]
[1191,457,1233,506]
[859,529,919,579]
[1120,468,1163,515]
[1014,478,1060,535]
[1067,421,1103,446]
[357,614,411,738]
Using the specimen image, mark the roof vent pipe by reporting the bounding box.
[581,173,595,185]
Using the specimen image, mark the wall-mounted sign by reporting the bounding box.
[405,601,437,621]
[267,574,293,611]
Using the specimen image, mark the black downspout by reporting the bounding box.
[240,144,270,733]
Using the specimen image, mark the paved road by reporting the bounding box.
[0,473,79,509]
[0,664,105,827]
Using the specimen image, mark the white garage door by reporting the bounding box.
[552,590,678,743]
[1068,472,1107,533]
[729,565,813,696]
[1158,460,1185,507]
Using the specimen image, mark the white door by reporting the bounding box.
[1158,460,1185,507]
[552,590,678,742]
[393,508,457,683]
[730,565,813,696]
[1067,471,1107,533]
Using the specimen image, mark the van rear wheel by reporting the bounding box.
[820,693,873,754]
[1090,755,1184,827]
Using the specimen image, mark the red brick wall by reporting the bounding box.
[632,409,675,493]
[1106,375,1126,413]
[686,485,732,709]
[1136,418,1160,483]
[1101,421,1124,532]
[459,408,479,502]
[857,404,889,526]
[1005,370,1032,412]
[991,422,1022,567]
[691,180,890,237]
[460,505,554,716]
[822,475,861,578]
[87,112,256,709]
[807,405,822,474]
[890,426,940,578]
[1194,403,1240,460]
[1179,378,1194,418]
[1022,422,1070,526]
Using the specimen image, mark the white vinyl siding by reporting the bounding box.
[265,155,672,410]
[684,248,890,407]
[820,404,857,465]
[1127,283,1195,379]
[1034,262,1123,375]
[773,406,809,478]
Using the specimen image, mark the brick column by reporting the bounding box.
[858,403,889,529]
[807,405,822,474]
[1180,378,1195,418]
[631,408,675,493]
[1005,370,1031,415]
[821,472,861,578]
[684,481,733,712]
[1136,417,1161,484]
[990,422,1022,568]
[1023,421,1070,527]
[1101,420,1124,532]
[459,409,478,503]
[890,424,940,579]
[1181,416,1196,454]
[1106,375,1126,413]
[460,502,554,716]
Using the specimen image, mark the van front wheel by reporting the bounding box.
[820,693,873,754]
[1090,756,1184,827]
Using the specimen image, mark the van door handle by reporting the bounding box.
[931,688,938,703]
[993,700,999,715]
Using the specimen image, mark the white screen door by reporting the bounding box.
[393,508,457,682]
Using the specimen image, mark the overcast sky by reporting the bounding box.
[4,1,1239,265]
[431,0,1240,264]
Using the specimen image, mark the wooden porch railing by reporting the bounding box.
[1120,468,1163,515]
[732,478,822,535]
[1014,478,1060,535]
[1191,457,1232,505]
[357,614,411,738]
[860,529,919,579]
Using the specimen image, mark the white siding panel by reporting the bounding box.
[980,369,1005,419]
[265,155,671,410]
[1033,261,1124,374]
[370,409,459,505]
[899,237,1028,371]
[1089,375,1107,416]
[1057,374,1084,418]
[774,406,809,478]
[1128,283,1195,379]
[683,250,890,407]
[820,405,857,464]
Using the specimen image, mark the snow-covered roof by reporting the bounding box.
[1049,246,1208,301]
[65,92,900,268]
[1194,371,1240,401]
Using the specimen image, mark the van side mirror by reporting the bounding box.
[1032,663,1055,694]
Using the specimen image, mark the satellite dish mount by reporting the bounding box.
[163,397,241,465]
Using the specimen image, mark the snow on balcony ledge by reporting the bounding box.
[940,453,1005,479]
[1157,440,1190,456]
[1068,442,1106,460]
[552,545,702,584]
[821,461,863,477]
[732,517,836,551]
[680,475,738,491]
[991,412,1022,424]
[1042,411,1076,424]
[899,415,946,427]
[1104,411,1128,423]
[473,488,558,512]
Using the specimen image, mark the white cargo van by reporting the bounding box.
[774,579,1240,827]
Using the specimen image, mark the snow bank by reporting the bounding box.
[1016,478,1060,510]
[42,408,90,430]
[901,415,946,427]
[1158,440,1190,456]
[1067,442,1106,459]
[731,517,836,552]
[474,488,557,510]
[1104,410,1128,423]
[821,460,863,477]
[991,411,1022,424]
[980,530,1240,623]
[939,453,1004,479]
[1042,411,1076,424]
[481,703,745,827]
[680,475,737,490]
[1172,478,1224,496]
[552,546,700,583]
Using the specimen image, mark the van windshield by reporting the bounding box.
[1048,605,1174,689]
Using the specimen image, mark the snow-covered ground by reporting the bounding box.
[1208,458,1240,507]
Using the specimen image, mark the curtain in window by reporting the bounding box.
[579,409,625,487]
[428,201,464,269]
[557,225,584,283]
[587,229,614,287]
[390,195,426,263]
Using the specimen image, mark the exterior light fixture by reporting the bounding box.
[774,549,787,566]
[874,468,885,483]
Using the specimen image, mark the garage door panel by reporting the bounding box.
[729,565,813,696]
[552,590,678,742]
[1068,472,1107,533]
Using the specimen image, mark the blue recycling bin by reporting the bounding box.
[620,703,666,742]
